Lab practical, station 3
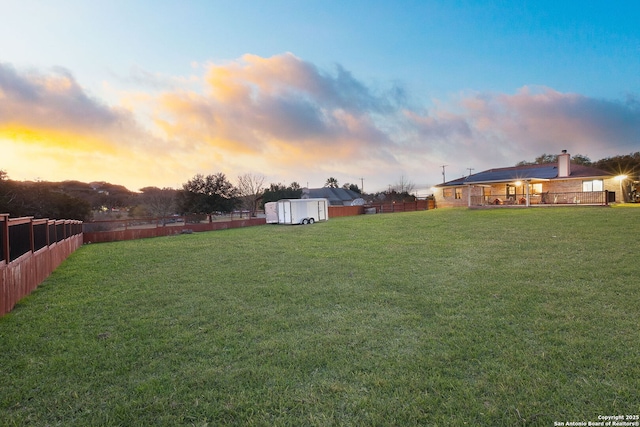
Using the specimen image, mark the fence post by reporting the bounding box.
[1,214,8,265]
[47,219,53,247]
[29,217,35,253]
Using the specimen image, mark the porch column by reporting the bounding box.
[525,180,530,207]
[467,185,472,207]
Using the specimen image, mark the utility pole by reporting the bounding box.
[467,168,475,176]
[441,165,448,183]
[360,177,364,193]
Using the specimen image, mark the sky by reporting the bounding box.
[1,0,639,195]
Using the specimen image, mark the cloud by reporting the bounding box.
[491,87,640,155]
[1,64,115,129]
[469,87,640,153]
[151,53,404,179]
[205,53,400,113]
[2,57,638,192]
[0,62,143,152]
[404,86,640,178]
[0,63,189,188]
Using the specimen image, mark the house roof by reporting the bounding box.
[437,163,614,187]
[467,164,558,183]
[302,187,362,204]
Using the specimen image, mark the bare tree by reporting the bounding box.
[139,187,177,219]
[393,175,415,194]
[237,173,265,217]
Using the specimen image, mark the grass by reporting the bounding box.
[1,206,639,426]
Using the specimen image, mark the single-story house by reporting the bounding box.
[302,187,364,206]
[434,151,621,208]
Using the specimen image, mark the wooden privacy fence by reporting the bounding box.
[329,200,435,217]
[83,216,266,244]
[0,214,83,316]
[328,206,365,217]
[367,199,434,213]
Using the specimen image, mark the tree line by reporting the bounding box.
[0,169,413,222]
[2,151,637,221]
[0,171,306,221]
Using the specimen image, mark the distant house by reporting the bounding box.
[434,151,620,208]
[302,187,363,206]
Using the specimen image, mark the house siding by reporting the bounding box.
[435,177,619,208]
[435,185,475,208]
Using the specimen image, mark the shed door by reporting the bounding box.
[317,201,326,221]
[278,202,291,223]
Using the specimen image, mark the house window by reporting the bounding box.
[529,183,543,194]
[455,188,462,199]
[443,188,453,198]
[583,179,604,192]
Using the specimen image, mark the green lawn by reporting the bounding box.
[1,207,639,426]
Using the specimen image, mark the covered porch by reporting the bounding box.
[468,186,612,207]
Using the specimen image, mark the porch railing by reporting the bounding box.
[470,191,608,206]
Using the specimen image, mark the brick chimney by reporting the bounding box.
[558,150,571,177]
